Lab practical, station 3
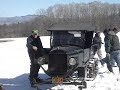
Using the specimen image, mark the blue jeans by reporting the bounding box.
[110,50,120,67]
[100,56,113,72]
[100,50,120,66]
[100,50,120,73]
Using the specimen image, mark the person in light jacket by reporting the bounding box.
[93,31,103,60]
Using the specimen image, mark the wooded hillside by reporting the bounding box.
[0,1,120,38]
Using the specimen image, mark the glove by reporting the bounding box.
[32,46,38,51]
[106,53,110,60]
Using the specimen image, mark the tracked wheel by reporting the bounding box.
[78,86,82,90]
[82,81,87,88]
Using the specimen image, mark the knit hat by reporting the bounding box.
[32,29,38,35]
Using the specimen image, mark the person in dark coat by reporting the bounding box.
[26,29,43,86]
[92,31,103,60]
[101,28,120,74]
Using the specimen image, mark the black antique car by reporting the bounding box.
[40,22,98,89]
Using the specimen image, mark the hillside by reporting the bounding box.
[0,15,38,25]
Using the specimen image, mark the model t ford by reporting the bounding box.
[39,22,98,89]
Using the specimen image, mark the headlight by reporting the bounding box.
[69,58,76,65]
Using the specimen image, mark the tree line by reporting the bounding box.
[0,1,120,38]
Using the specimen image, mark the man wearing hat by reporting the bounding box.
[26,29,43,86]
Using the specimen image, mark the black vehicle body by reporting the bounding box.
[41,23,98,89]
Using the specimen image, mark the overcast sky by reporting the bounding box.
[0,0,120,17]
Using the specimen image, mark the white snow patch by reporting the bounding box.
[0,32,120,90]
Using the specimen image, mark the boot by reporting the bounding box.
[29,78,37,87]
[35,77,44,83]
[107,65,114,74]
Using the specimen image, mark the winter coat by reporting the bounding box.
[26,35,43,59]
[93,34,102,50]
[104,31,120,53]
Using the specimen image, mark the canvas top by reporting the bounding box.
[47,22,96,31]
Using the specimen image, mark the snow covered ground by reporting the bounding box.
[0,33,120,90]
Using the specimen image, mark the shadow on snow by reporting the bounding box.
[0,73,56,90]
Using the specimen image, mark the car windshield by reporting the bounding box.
[51,31,84,47]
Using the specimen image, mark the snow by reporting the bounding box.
[0,34,120,90]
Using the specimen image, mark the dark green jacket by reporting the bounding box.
[104,31,120,53]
